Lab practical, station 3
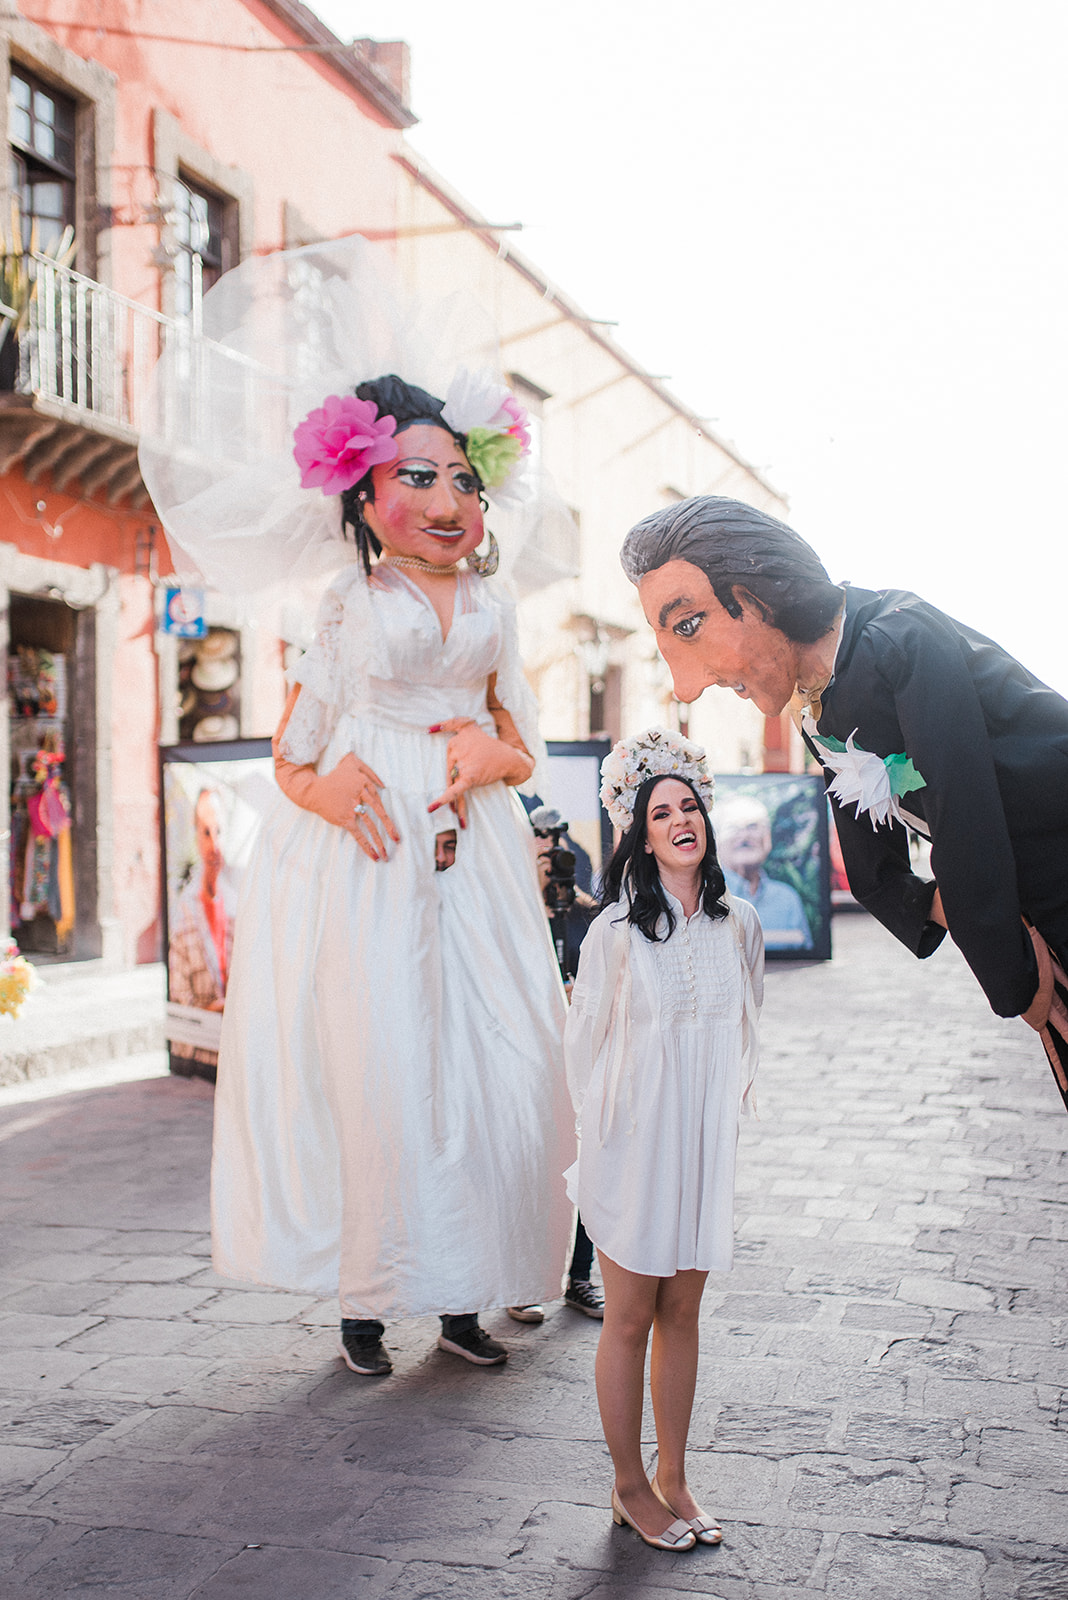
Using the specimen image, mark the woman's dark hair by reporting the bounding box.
[620,495,843,644]
[600,774,729,941]
[339,374,478,574]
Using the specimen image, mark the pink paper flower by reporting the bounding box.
[293,395,398,496]
[501,394,532,452]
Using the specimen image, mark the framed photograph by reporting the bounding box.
[159,739,275,1079]
[712,772,832,960]
[544,739,613,889]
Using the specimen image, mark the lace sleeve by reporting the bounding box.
[276,565,373,766]
[481,580,547,797]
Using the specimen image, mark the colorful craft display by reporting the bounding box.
[7,649,75,948]
[8,647,66,719]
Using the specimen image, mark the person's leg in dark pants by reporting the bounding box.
[565,1214,605,1318]
[438,1312,508,1365]
[338,1317,391,1376]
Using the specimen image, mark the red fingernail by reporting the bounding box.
[427,724,441,734]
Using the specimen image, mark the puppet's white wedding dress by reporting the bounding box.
[212,561,575,1318]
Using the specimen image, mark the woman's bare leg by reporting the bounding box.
[649,1268,708,1520]
[596,1252,679,1537]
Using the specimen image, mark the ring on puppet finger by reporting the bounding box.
[353,802,368,817]
[449,764,461,783]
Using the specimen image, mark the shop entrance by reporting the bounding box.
[7,590,99,960]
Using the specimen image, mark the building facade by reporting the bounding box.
[0,0,790,968]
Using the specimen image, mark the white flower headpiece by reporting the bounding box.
[600,726,715,831]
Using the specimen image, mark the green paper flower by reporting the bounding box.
[465,426,523,489]
[812,732,925,797]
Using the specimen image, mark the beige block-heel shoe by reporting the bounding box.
[651,1473,723,1545]
[611,1487,696,1551]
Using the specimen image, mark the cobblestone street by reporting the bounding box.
[0,913,1065,1599]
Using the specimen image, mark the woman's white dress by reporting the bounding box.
[212,561,576,1320]
[564,893,763,1277]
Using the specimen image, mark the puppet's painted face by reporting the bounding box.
[642,778,709,876]
[638,558,800,716]
[363,424,484,566]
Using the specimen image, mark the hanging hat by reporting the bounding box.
[192,714,240,742]
[191,657,239,691]
[196,629,239,662]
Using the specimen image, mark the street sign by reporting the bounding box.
[161,586,207,638]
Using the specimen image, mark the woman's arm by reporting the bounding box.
[273,685,400,861]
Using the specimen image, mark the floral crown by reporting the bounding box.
[292,366,531,501]
[600,726,715,832]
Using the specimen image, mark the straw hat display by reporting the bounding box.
[192,714,240,742]
[179,628,242,744]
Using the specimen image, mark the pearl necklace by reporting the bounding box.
[381,555,460,576]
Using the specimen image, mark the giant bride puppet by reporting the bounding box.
[140,236,577,1373]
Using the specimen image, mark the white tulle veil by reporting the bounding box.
[138,233,578,634]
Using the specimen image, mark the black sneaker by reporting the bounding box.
[437,1325,508,1365]
[564,1279,605,1319]
[337,1334,393,1376]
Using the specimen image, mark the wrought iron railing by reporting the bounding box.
[13,256,172,434]
[8,256,284,471]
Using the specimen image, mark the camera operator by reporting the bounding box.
[507,807,605,1325]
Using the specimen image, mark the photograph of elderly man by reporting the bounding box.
[714,794,813,952]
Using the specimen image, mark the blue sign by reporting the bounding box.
[161,587,206,639]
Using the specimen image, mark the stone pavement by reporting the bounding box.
[0,914,1065,1600]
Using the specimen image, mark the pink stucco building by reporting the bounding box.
[0,0,788,973]
[0,0,415,965]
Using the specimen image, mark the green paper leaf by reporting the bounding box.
[884,751,926,798]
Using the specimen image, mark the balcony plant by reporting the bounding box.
[0,203,77,389]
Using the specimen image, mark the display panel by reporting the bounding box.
[159,739,274,1079]
[713,772,832,960]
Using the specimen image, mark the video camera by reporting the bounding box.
[529,805,576,915]
[529,805,578,982]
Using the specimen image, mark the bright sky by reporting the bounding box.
[312,1,1068,691]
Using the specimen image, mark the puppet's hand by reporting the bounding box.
[1021,921,1062,1030]
[427,718,534,823]
[281,752,400,861]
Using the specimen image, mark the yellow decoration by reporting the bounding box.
[0,938,35,1019]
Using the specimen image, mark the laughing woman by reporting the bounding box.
[564,729,764,1552]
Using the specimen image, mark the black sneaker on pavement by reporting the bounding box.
[337,1335,393,1376]
[564,1279,605,1319]
[437,1325,508,1364]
